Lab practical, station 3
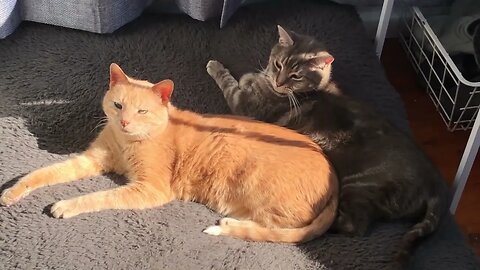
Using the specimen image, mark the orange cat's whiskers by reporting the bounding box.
[90,117,109,134]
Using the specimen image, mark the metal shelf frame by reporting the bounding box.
[373,0,480,214]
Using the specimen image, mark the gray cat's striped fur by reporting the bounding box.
[206,25,449,266]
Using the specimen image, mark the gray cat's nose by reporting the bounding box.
[276,75,287,87]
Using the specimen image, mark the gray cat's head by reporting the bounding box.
[266,25,334,95]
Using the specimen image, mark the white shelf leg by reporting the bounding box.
[375,0,395,58]
[450,111,480,214]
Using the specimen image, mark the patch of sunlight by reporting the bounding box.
[20,99,71,106]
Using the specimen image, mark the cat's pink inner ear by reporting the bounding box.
[152,80,174,103]
[109,63,129,87]
[311,55,334,69]
[325,56,334,65]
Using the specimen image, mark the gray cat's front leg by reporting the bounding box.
[206,60,243,113]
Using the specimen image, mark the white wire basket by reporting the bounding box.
[400,6,480,131]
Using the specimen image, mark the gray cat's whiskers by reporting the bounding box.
[291,93,302,124]
[256,60,266,73]
[287,91,301,124]
[286,92,294,121]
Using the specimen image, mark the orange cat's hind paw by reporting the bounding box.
[203,225,224,236]
[0,187,29,206]
[203,218,242,236]
[219,217,241,226]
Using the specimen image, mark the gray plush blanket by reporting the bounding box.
[0,1,478,269]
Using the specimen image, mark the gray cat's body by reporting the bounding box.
[206,26,449,266]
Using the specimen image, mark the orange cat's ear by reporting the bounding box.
[109,63,129,88]
[152,79,174,103]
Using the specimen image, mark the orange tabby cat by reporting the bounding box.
[0,64,338,243]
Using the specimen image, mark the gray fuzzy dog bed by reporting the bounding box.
[0,1,478,269]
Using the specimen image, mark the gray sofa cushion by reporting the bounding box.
[0,1,22,38]
[0,0,455,39]
[0,0,151,38]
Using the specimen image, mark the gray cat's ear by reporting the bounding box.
[109,63,129,88]
[277,25,294,47]
[310,54,334,69]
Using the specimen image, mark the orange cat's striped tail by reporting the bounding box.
[203,197,337,243]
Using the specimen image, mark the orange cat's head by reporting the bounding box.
[102,63,174,140]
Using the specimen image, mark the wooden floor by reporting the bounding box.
[381,39,480,255]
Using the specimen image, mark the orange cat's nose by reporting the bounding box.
[120,119,129,128]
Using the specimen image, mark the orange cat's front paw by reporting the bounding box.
[0,185,31,206]
[51,199,83,219]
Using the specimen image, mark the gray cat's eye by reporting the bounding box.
[114,102,122,110]
[138,109,148,114]
[290,73,302,80]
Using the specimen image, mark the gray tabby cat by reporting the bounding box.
[206,25,449,266]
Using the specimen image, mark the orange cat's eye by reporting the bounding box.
[114,102,122,110]
[138,109,148,114]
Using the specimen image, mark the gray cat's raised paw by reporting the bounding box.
[206,60,226,77]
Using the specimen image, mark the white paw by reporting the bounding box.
[51,199,81,219]
[203,225,223,236]
[206,60,225,76]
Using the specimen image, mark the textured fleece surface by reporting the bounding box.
[0,1,478,269]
